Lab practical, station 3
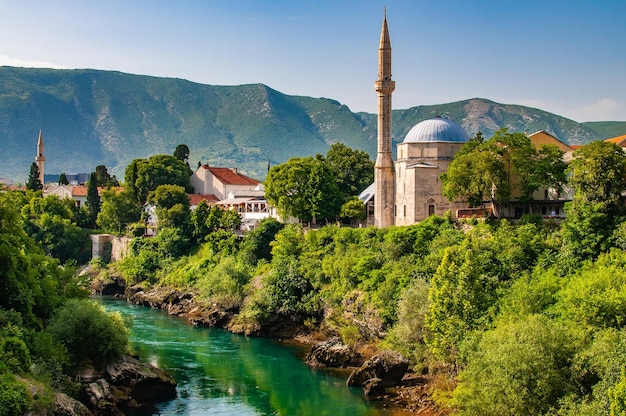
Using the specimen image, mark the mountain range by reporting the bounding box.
[1,66,624,184]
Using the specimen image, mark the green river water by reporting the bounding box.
[99,298,408,416]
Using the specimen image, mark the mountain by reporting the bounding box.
[0,67,621,183]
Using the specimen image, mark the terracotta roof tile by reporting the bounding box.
[202,166,259,186]
[606,135,626,146]
[188,194,219,206]
[72,186,88,197]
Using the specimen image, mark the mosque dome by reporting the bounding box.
[403,116,469,143]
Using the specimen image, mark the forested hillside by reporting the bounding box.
[1,66,621,183]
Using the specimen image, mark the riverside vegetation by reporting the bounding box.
[3,138,626,415]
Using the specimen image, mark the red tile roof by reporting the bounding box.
[606,135,626,146]
[72,186,88,197]
[201,166,260,186]
[188,194,219,206]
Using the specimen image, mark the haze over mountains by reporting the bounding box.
[1,67,624,183]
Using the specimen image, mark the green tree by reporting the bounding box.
[124,154,192,205]
[149,184,190,231]
[93,164,118,187]
[86,172,100,228]
[96,189,142,234]
[47,299,128,369]
[441,129,567,216]
[174,144,190,163]
[190,199,211,240]
[441,135,507,210]
[567,141,626,216]
[325,143,374,197]
[339,197,366,225]
[265,156,343,223]
[453,315,575,416]
[58,172,69,185]
[26,162,42,191]
[238,217,284,264]
[21,195,90,264]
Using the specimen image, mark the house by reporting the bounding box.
[43,184,88,208]
[191,165,260,200]
[190,165,277,229]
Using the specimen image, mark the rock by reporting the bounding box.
[79,355,176,415]
[346,350,409,388]
[52,392,93,416]
[105,355,177,403]
[362,378,386,398]
[306,337,361,368]
[91,275,125,296]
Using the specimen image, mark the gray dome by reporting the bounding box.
[403,116,469,143]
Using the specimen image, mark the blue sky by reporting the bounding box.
[1,0,625,122]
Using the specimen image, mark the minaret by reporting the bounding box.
[35,129,45,184]
[374,10,395,228]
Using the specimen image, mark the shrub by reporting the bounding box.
[47,299,128,369]
[0,373,29,416]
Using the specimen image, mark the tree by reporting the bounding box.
[58,172,69,185]
[325,143,374,197]
[149,184,190,231]
[174,144,190,163]
[453,315,575,416]
[441,137,507,211]
[96,189,142,234]
[47,299,128,369]
[93,165,118,187]
[191,200,211,240]
[86,172,100,228]
[26,162,42,191]
[265,156,343,223]
[567,141,626,216]
[125,155,192,205]
[339,197,366,225]
[441,129,567,216]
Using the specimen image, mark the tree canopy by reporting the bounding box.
[124,154,193,205]
[440,129,567,215]
[264,156,343,223]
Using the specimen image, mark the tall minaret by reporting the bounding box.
[35,129,45,184]
[374,10,395,228]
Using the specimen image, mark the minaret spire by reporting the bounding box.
[35,129,46,185]
[374,10,395,228]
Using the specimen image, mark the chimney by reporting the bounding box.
[231,168,238,174]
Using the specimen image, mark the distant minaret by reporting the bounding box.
[35,129,45,184]
[374,10,395,228]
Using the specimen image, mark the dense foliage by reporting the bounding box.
[0,188,129,413]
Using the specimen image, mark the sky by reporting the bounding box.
[1,0,625,122]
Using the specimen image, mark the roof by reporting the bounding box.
[403,116,469,144]
[606,134,626,147]
[527,130,574,153]
[358,182,375,204]
[188,194,219,206]
[200,166,260,186]
[72,186,88,197]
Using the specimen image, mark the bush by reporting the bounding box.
[453,315,575,415]
[0,373,29,416]
[47,299,128,369]
[1,337,31,373]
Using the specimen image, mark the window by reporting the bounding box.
[428,205,435,216]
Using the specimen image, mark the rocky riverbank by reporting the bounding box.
[92,279,447,415]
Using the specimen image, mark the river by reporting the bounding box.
[98,297,409,416]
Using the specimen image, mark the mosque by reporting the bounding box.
[363,12,576,227]
[366,12,473,227]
